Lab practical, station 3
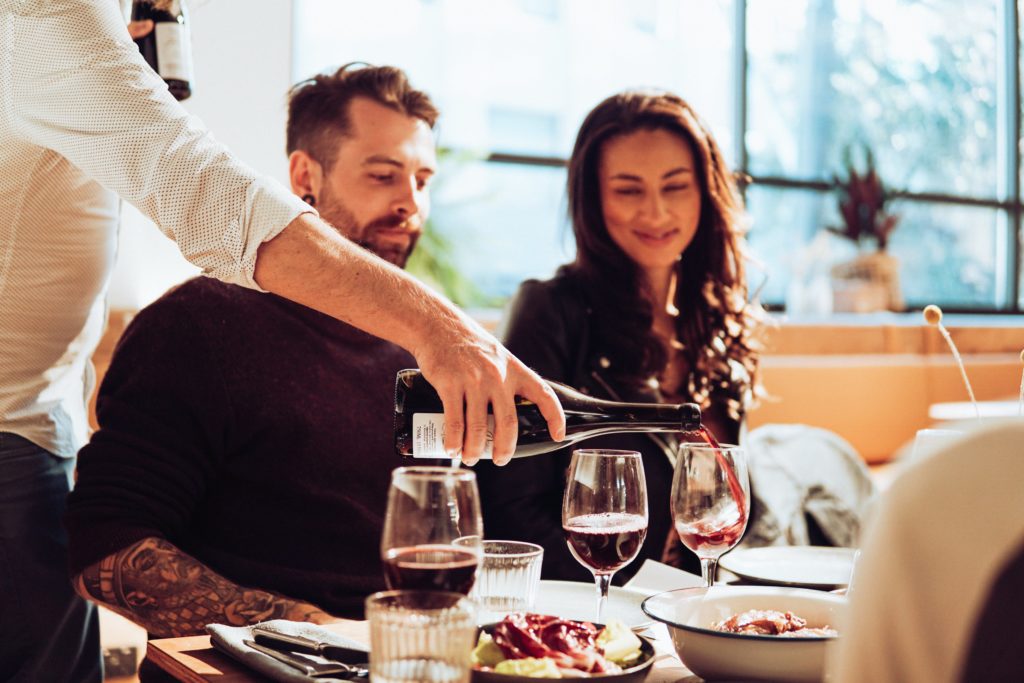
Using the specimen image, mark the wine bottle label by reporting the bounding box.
[154,22,193,82]
[411,413,495,458]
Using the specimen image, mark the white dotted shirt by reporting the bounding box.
[0,0,314,457]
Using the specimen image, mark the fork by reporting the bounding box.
[243,639,368,678]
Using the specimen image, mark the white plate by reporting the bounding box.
[718,546,857,589]
[532,580,651,627]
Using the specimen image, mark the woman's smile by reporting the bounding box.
[632,227,681,247]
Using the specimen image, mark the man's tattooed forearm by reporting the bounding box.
[74,537,330,637]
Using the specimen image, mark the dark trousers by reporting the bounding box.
[0,433,101,683]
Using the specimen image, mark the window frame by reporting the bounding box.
[464,0,1024,314]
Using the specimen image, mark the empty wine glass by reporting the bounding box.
[671,444,750,587]
[381,466,483,596]
[562,450,648,622]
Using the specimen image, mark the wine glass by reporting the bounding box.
[562,449,648,622]
[381,466,483,595]
[670,444,750,587]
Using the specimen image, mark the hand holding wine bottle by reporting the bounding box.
[409,318,567,465]
[394,369,702,462]
[127,20,155,39]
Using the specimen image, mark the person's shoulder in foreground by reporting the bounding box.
[829,418,1024,683]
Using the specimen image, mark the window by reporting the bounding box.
[293,0,734,304]
[293,0,1022,312]
[487,108,560,157]
[746,0,1010,311]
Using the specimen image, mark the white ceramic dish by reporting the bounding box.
[719,546,857,589]
[533,580,651,627]
[642,585,845,683]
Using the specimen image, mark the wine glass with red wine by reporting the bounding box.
[671,444,750,587]
[381,466,483,596]
[562,450,648,622]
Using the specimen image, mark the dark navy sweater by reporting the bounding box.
[66,277,419,618]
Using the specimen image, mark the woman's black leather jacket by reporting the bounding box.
[474,271,702,582]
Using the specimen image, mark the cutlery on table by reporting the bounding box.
[250,625,370,665]
[242,639,368,678]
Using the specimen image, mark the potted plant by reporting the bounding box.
[828,145,904,312]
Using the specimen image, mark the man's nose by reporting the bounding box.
[391,177,422,220]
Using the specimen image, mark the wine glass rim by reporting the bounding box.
[480,539,544,557]
[572,448,642,458]
[681,443,743,450]
[392,465,476,481]
[365,589,475,613]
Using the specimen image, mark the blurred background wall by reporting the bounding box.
[106,0,294,310]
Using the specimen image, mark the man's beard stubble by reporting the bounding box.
[317,188,420,269]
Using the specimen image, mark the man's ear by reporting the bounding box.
[288,150,324,201]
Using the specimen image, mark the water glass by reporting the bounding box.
[366,590,477,683]
[471,540,543,623]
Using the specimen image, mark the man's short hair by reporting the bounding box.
[286,63,439,171]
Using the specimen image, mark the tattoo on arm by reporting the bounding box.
[73,537,332,637]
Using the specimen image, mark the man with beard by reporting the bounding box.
[64,64,447,635]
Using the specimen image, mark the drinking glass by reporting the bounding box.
[381,467,482,595]
[470,540,543,623]
[671,444,750,587]
[366,590,477,683]
[562,449,648,622]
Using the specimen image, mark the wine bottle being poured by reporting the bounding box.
[923,305,979,420]
[393,369,703,459]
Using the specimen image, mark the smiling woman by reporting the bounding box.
[600,128,703,275]
[474,89,765,584]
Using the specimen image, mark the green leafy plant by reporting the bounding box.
[405,149,502,309]
[406,221,501,308]
[828,145,900,250]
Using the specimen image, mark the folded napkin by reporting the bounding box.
[624,559,704,595]
[207,620,368,683]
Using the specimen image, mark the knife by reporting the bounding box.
[250,625,370,666]
[242,640,363,678]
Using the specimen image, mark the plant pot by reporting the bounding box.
[830,251,903,313]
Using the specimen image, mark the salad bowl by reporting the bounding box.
[471,615,655,682]
[642,585,844,683]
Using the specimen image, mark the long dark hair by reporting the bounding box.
[565,90,762,416]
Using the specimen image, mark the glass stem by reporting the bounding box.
[594,573,613,623]
[700,557,719,587]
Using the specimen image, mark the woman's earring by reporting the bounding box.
[302,194,316,207]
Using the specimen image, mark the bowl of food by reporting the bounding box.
[641,585,844,683]
[471,613,655,681]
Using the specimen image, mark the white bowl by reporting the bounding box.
[641,585,845,682]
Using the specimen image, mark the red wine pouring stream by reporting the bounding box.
[689,425,747,527]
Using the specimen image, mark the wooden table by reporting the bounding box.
[145,620,698,682]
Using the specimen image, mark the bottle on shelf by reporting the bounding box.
[393,368,703,459]
[131,0,193,101]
